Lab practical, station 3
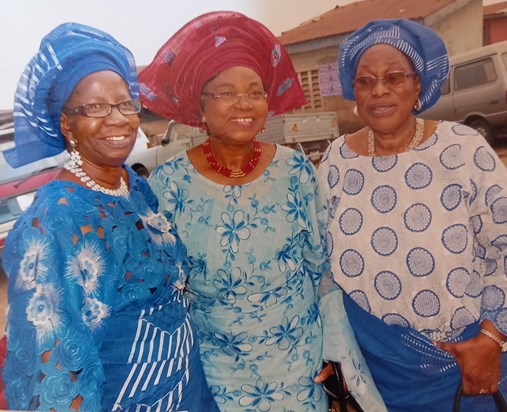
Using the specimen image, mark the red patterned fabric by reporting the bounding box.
[139,11,306,127]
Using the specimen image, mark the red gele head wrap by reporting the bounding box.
[139,11,307,127]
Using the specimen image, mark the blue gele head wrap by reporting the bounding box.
[4,22,139,168]
[338,19,449,113]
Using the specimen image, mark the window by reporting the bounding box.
[298,70,322,110]
[440,76,450,95]
[454,58,497,90]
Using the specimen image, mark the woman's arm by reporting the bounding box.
[3,196,105,410]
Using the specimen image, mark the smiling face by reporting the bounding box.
[354,44,421,135]
[200,66,268,145]
[60,70,139,168]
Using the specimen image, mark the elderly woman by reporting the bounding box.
[139,11,385,412]
[318,18,507,411]
[1,23,218,411]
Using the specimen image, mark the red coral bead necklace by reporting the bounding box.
[203,138,262,178]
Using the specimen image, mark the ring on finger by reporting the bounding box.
[479,388,488,395]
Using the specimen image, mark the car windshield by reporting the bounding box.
[0,137,68,185]
[0,191,36,225]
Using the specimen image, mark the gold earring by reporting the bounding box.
[414,98,423,112]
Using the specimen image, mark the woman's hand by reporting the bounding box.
[314,362,334,384]
[435,322,502,396]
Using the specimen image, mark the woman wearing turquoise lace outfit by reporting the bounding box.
[139,11,385,411]
[0,23,218,411]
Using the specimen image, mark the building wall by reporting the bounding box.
[289,43,363,133]
[428,0,483,56]
[484,16,507,45]
[285,0,483,133]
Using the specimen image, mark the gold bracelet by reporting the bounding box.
[480,328,505,349]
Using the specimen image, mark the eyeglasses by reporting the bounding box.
[201,91,268,105]
[63,99,142,118]
[353,71,418,91]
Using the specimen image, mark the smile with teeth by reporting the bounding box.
[231,118,254,125]
[106,136,128,141]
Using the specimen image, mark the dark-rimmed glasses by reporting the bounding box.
[353,71,418,91]
[201,91,268,105]
[63,99,142,118]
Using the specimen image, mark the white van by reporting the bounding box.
[421,41,507,144]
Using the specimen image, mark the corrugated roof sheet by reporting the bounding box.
[484,1,507,15]
[278,0,456,45]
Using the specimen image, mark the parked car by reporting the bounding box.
[0,168,62,255]
[421,41,507,144]
[0,132,67,266]
[1,128,68,185]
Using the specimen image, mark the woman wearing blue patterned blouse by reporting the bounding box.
[139,11,385,412]
[318,19,507,411]
[1,23,218,411]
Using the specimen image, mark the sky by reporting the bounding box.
[0,0,501,110]
[0,0,352,110]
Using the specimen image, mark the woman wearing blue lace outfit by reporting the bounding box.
[0,23,218,411]
[138,11,385,411]
[318,19,507,411]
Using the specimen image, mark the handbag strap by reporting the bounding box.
[330,362,365,412]
[453,384,507,412]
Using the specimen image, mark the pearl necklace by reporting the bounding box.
[203,138,262,178]
[64,150,129,197]
[368,118,425,157]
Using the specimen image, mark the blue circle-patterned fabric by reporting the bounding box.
[319,121,507,341]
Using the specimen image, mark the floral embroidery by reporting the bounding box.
[238,379,288,410]
[213,267,248,304]
[66,238,104,295]
[141,210,176,245]
[216,210,251,253]
[26,284,62,342]
[211,331,253,361]
[17,237,50,291]
[215,35,226,47]
[276,78,293,96]
[3,171,196,410]
[149,147,328,410]
[271,44,281,67]
[38,371,79,409]
[263,315,304,351]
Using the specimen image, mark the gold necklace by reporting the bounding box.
[368,118,425,157]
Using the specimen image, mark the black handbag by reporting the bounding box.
[322,361,364,412]
[453,383,507,412]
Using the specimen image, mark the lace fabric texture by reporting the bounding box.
[1,167,214,411]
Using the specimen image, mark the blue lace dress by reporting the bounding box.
[1,167,218,411]
[149,146,331,411]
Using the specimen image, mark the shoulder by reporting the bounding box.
[319,133,357,169]
[436,121,498,157]
[150,151,190,181]
[436,121,483,142]
[275,144,310,164]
